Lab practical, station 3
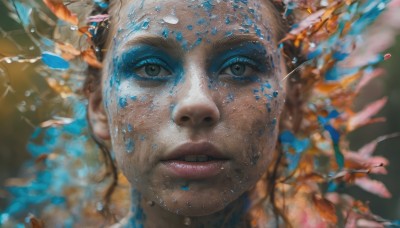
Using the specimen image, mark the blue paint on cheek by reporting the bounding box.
[211,27,218,35]
[187,25,193,30]
[273,91,279,98]
[126,139,135,153]
[264,82,272,89]
[130,95,137,101]
[227,93,235,102]
[181,184,190,191]
[127,124,133,132]
[225,16,231,24]
[266,103,272,113]
[197,18,206,25]
[119,97,128,108]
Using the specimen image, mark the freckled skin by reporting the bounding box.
[94,0,287,227]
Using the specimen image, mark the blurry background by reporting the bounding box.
[0,0,400,221]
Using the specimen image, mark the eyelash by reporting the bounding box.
[132,58,172,80]
[220,56,260,77]
[125,56,262,81]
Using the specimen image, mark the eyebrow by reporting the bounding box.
[210,34,266,52]
[120,35,182,54]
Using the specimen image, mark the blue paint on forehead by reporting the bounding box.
[162,28,169,38]
[175,32,183,41]
[211,27,218,35]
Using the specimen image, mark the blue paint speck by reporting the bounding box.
[119,97,128,108]
[126,139,135,153]
[181,184,190,191]
[225,16,231,24]
[162,28,169,38]
[197,18,206,25]
[175,32,183,41]
[127,124,133,132]
[211,27,218,35]
[187,25,193,30]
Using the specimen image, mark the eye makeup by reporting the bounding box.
[115,44,183,82]
[209,41,272,81]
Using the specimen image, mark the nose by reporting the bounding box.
[172,78,220,128]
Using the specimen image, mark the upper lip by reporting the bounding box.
[162,141,228,161]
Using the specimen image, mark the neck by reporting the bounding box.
[127,189,250,228]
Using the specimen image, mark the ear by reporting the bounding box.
[88,89,110,140]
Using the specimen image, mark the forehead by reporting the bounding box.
[109,0,279,50]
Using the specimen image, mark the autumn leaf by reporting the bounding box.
[28,214,45,228]
[312,194,338,223]
[357,133,400,157]
[347,97,387,131]
[43,0,78,25]
[81,49,102,68]
[354,177,391,198]
[55,42,81,60]
[40,117,74,128]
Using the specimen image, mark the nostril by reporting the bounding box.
[204,117,213,123]
[181,116,190,122]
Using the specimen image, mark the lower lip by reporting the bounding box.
[161,160,226,179]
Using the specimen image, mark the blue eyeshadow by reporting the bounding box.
[209,42,270,75]
[115,45,182,82]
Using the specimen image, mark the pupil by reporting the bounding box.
[145,64,161,76]
[230,63,245,76]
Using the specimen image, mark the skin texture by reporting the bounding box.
[89,0,287,227]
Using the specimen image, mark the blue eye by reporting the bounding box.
[133,58,171,80]
[220,56,258,78]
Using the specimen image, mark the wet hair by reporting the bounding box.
[83,1,306,226]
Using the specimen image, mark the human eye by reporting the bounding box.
[133,58,172,81]
[219,56,259,80]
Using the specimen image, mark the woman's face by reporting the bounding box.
[97,0,285,217]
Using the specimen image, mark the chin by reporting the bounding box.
[158,187,243,217]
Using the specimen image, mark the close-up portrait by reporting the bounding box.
[1,0,400,227]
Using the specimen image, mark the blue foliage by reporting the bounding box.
[41,52,70,70]
[279,131,310,171]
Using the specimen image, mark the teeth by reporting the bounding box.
[183,155,208,162]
